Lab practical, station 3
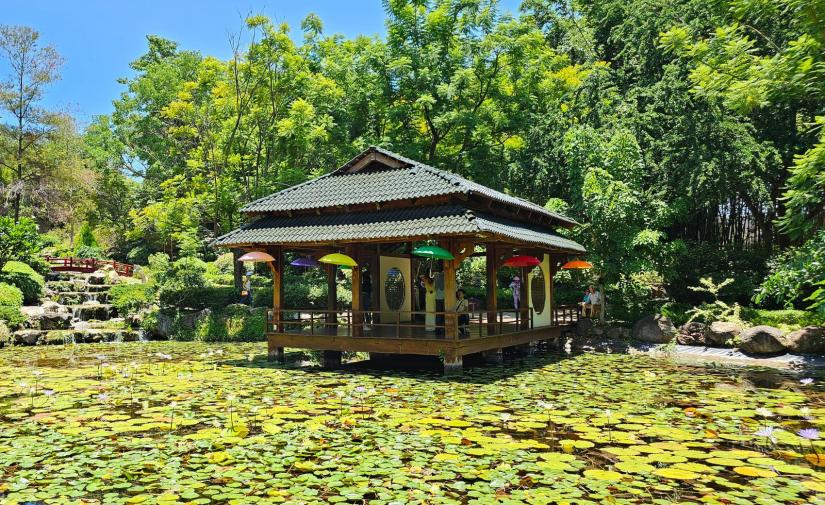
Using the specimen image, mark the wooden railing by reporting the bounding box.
[44,256,135,277]
[552,304,580,326]
[266,307,544,340]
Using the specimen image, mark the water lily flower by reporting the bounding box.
[604,409,613,418]
[755,407,774,418]
[355,386,366,393]
[755,426,777,444]
[32,371,43,377]
[537,401,554,410]
[97,393,109,402]
[247,354,255,362]
[95,354,107,361]
[798,428,820,441]
[800,378,814,386]
[800,407,813,420]
[42,390,55,397]
[500,413,512,423]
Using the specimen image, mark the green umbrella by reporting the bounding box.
[412,245,454,260]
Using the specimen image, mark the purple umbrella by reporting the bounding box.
[290,257,320,268]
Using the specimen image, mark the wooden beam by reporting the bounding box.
[440,238,458,340]
[267,245,284,333]
[486,244,498,336]
[347,244,362,337]
[326,264,337,333]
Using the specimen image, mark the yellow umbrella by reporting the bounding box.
[319,253,358,267]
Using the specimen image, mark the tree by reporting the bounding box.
[0,25,63,222]
[660,0,825,239]
[0,216,41,271]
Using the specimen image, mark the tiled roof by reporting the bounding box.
[241,146,577,227]
[214,204,585,253]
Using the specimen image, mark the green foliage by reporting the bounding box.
[0,306,25,327]
[154,256,210,309]
[686,277,743,324]
[0,218,42,272]
[0,282,23,308]
[189,306,266,343]
[109,283,153,315]
[740,307,825,331]
[75,221,98,248]
[754,231,825,310]
[73,245,104,259]
[0,261,45,304]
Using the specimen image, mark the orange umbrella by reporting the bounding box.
[561,260,593,270]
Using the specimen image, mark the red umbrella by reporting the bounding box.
[561,260,593,270]
[503,255,541,267]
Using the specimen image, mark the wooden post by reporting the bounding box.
[485,245,498,336]
[268,246,284,333]
[548,254,556,326]
[347,245,362,337]
[439,239,457,340]
[520,266,529,330]
[326,264,337,335]
[443,347,463,376]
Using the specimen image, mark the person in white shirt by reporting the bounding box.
[585,286,601,316]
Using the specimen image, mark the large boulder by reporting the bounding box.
[707,321,742,347]
[777,326,825,354]
[633,315,676,343]
[739,325,786,355]
[677,322,708,346]
[14,329,43,345]
[575,317,594,337]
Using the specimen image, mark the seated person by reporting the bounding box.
[586,286,602,317]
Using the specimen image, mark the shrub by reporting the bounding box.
[686,277,742,324]
[75,222,98,248]
[159,285,237,311]
[754,231,825,310]
[0,306,25,327]
[741,308,825,331]
[74,245,104,259]
[0,261,45,304]
[0,217,43,272]
[109,283,153,315]
[0,282,23,307]
[190,306,266,343]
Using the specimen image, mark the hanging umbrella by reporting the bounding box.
[503,255,541,268]
[238,251,276,263]
[319,253,358,267]
[561,260,593,270]
[290,257,320,268]
[412,245,454,260]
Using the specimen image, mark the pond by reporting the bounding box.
[1,342,824,504]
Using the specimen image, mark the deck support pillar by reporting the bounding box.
[443,353,463,376]
[483,347,504,365]
[267,345,285,364]
[321,350,342,369]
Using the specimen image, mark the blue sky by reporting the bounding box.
[2,0,522,125]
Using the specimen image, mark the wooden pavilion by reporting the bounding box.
[215,147,585,374]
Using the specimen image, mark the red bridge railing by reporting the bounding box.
[44,256,135,277]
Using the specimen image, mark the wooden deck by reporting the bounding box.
[266,305,579,372]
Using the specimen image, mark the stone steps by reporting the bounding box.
[11,328,140,346]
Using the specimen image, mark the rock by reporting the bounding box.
[632,315,676,343]
[40,311,73,330]
[14,329,43,345]
[195,308,212,324]
[87,271,106,285]
[739,325,786,355]
[707,321,742,347]
[777,326,825,354]
[156,311,173,338]
[676,322,708,346]
[97,265,121,285]
[575,317,594,337]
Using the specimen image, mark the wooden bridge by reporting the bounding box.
[44,256,135,277]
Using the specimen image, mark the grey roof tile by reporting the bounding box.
[241,146,577,227]
[214,204,585,253]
